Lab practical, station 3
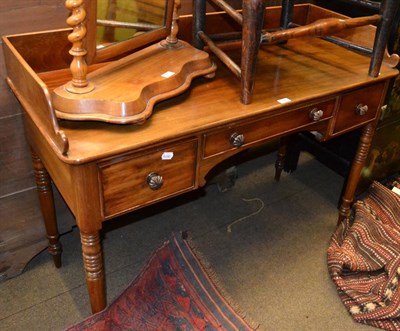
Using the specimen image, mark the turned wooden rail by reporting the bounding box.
[96,19,162,31]
[208,0,243,24]
[262,15,381,44]
[198,31,241,78]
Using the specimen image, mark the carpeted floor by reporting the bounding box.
[0,148,379,330]
[66,232,255,330]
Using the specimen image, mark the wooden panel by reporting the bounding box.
[3,35,69,157]
[0,1,42,11]
[179,0,242,15]
[0,0,65,11]
[0,6,67,36]
[6,30,72,73]
[0,3,69,115]
[100,139,197,217]
[0,44,24,117]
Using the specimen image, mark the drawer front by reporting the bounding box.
[203,99,335,158]
[100,140,197,217]
[333,82,385,134]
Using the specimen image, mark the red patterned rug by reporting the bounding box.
[328,177,400,330]
[66,232,256,330]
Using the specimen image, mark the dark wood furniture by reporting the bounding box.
[2,4,398,314]
[193,0,399,104]
[281,0,400,194]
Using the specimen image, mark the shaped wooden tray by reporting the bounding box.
[52,40,216,124]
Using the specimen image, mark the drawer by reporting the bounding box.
[203,99,335,158]
[100,140,197,217]
[333,82,385,134]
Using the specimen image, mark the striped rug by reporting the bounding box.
[328,178,400,330]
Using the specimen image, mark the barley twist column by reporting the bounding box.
[65,0,94,93]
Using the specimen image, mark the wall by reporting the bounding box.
[0,0,68,280]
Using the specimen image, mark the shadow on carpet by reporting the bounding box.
[66,232,257,330]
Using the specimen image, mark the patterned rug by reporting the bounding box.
[66,232,256,330]
[328,177,400,330]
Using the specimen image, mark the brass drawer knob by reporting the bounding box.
[355,104,368,116]
[229,132,245,148]
[146,172,164,190]
[309,108,324,121]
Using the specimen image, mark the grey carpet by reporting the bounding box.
[0,150,377,330]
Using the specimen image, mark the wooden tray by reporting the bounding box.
[52,40,216,124]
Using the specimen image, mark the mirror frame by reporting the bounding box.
[85,0,175,64]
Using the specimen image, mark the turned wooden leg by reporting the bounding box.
[338,122,376,225]
[241,0,265,104]
[369,0,399,76]
[80,230,106,313]
[31,150,62,268]
[274,136,288,182]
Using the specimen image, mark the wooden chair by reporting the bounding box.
[192,0,400,104]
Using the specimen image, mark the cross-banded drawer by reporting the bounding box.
[99,139,197,218]
[333,82,386,134]
[203,99,335,158]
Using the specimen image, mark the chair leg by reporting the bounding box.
[280,0,295,29]
[192,0,207,49]
[275,136,289,181]
[241,0,265,104]
[369,0,400,76]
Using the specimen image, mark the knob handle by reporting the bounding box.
[146,172,164,190]
[309,108,324,121]
[229,132,245,148]
[355,104,368,116]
